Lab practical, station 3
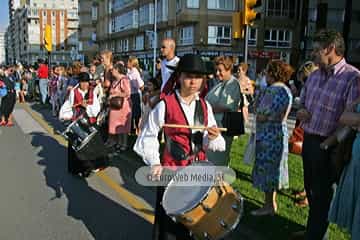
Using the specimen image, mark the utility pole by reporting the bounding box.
[153,0,157,78]
[244,25,249,63]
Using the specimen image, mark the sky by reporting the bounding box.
[0,1,9,32]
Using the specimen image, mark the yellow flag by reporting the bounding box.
[44,24,52,52]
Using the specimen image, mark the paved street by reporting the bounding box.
[0,104,153,240]
[0,103,274,240]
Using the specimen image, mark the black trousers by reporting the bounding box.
[0,92,16,121]
[302,133,336,240]
[131,93,141,131]
[153,187,193,240]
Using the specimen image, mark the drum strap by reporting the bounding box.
[191,100,204,159]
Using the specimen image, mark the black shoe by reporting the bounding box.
[119,146,129,152]
[105,140,117,149]
[79,170,92,178]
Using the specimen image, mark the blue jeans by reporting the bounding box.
[39,78,48,104]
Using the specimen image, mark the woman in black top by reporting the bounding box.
[0,67,17,127]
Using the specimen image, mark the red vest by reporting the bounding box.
[73,87,96,124]
[162,93,208,167]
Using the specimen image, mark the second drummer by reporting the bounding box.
[134,54,226,240]
[59,72,102,177]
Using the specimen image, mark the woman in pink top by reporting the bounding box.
[107,63,132,151]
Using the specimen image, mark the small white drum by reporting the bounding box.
[162,161,243,240]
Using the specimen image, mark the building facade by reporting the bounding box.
[0,32,6,65]
[8,0,27,21]
[78,0,304,75]
[301,0,360,67]
[7,0,79,65]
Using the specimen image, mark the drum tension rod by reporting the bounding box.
[232,203,240,212]
[215,185,223,196]
[201,203,211,212]
[182,216,194,223]
[220,220,228,229]
[203,232,211,240]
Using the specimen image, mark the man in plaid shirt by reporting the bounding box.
[296,29,360,240]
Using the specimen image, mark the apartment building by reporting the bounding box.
[0,32,6,65]
[7,0,79,65]
[302,0,360,67]
[8,0,27,21]
[79,0,304,75]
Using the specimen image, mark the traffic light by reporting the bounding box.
[232,12,244,39]
[44,24,52,52]
[243,0,262,25]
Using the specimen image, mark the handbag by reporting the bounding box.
[243,133,256,165]
[0,86,7,97]
[109,96,124,110]
[0,80,7,97]
[289,126,304,155]
[109,78,125,110]
[222,111,245,136]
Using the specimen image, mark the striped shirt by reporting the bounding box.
[300,58,360,137]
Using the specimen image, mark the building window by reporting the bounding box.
[113,0,133,11]
[178,26,194,45]
[134,35,144,50]
[157,0,169,22]
[208,0,234,10]
[164,30,172,38]
[108,1,112,14]
[91,6,98,20]
[266,0,296,18]
[248,28,257,46]
[113,10,138,33]
[116,40,121,52]
[264,29,292,48]
[122,39,129,52]
[176,0,181,12]
[139,4,154,26]
[187,0,199,8]
[117,39,129,52]
[208,25,231,45]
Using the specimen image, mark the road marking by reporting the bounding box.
[13,108,47,134]
[21,103,155,224]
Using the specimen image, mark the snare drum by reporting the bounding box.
[162,161,243,240]
[65,117,107,161]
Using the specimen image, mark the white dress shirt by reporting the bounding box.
[133,90,226,166]
[59,86,100,120]
[160,56,180,91]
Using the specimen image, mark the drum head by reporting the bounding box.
[162,161,214,215]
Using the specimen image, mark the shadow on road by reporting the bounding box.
[31,131,151,240]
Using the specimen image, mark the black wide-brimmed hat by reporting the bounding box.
[78,72,90,82]
[167,54,210,75]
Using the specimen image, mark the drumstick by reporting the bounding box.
[163,124,227,132]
